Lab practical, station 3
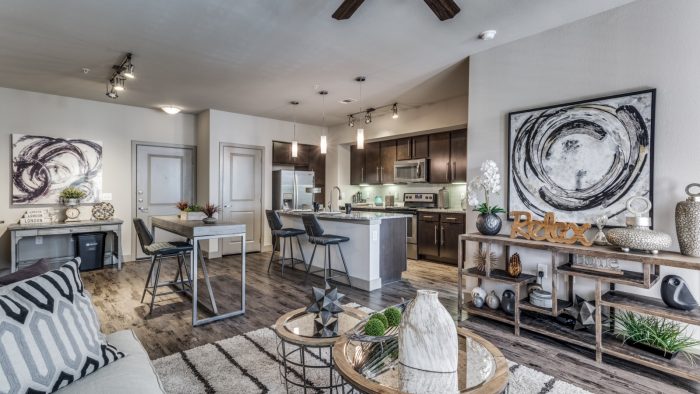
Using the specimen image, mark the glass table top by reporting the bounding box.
[283,310,364,339]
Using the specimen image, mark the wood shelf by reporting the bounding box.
[461,267,536,284]
[519,299,572,316]
[558,263,659,289]
[464,299,514,325]
[601,291,700,326]
[519,313,596,350]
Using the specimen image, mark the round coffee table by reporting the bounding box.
[332,327,509,393]
[274,306,368,393]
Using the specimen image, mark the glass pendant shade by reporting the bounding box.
[291,140,298,158]
[320,135,327,154]
[357,128,365,149]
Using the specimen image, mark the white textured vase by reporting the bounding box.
[398,290,458,394]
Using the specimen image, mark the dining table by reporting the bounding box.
[150,216,246,326]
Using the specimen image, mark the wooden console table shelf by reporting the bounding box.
[457,232,700,383]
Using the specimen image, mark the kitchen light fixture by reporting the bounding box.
[122,54,135,79]
[290,101,299,158]
[319,90,328,154]
[364,110,372,124]
[112,76,125,91]
[105,53,135,99]
[105,81,118,99]
[392,103,399,119]
[348,115,355,127]
[161,106,181,115]
[355,76,366,149]
[479,30,497,40]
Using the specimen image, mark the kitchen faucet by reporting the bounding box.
[328,186,343,212]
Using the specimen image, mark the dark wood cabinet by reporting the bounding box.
[450,130,467,183]
[396,138,411,161]
[308,145,326,204]
[272,141,292,164]
[440,221,463,262]
[364,142,381,185]
[380,140,396,184]
[418,218,440,258]
[428,132,451,183]
[419,212,464,264]
[293,143,309,166]
[350,145,365,185]
[413,135,428,158]
[396,136,429,161]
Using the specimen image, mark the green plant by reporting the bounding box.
[383,307,402,327]
[370,313,388,329]
[186,204,202,212]
[176,201,189,211]
[615,311,700,363]
[59,187,86,200]
[201,203,219,218]
[473,202,505,215]
[364,318,386,336]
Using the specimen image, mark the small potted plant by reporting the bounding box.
[615,311,700,362]
[60,187,87,206]
[176,202,205,220]
[467,160,505,235]
[201,203,219,224]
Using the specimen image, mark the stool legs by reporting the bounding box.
[267,236,280,273]
[141,255,157,303]
[336,244,352,286]
[148,256,163,315]
[295,236,308,271]
[304,244,318,282]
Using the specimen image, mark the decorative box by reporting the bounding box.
[530,289,553,309]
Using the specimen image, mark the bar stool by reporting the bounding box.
[133,218,194,315]
[266,210,307,274]
[301,214,352,286]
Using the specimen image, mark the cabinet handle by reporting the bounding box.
[434,224,438,245]
[380,166,383,183]
[447,162,451,182]
[377,167,380,183]
[445,217,456,221]
[453,162,457,181]
[412,140,415,158]
[423,215,434,219]
[362,167,364,182]
[441,226,445,246]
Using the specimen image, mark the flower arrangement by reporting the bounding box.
[467,160,505,215]
[201,203,219,218]
[175,201,202,212]
[59,187,86,202]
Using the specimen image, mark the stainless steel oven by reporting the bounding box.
[386,207,418,259]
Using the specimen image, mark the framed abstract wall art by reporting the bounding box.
[508,89,655,227]
[12,134,103,205]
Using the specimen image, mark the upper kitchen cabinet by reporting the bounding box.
[364,142,382,185]
[396,135,428,160]
[350,145,365,185]
[450,129,467,183]
[308,145,325,185]
[293,143,310,166]
[272,141,292,164]
[428,132,451,183]
[380,140,396,184]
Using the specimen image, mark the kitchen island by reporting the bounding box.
[278,211,409,291]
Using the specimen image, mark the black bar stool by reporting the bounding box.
[133,218,194,315]
[265,210,307,274]
[301,214,352,286]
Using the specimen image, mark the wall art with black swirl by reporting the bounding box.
[12,134,103,205]
[508,89,654,227]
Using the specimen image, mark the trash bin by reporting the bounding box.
[74,232,106,271]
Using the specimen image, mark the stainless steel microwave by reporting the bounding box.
[394,159,428,183]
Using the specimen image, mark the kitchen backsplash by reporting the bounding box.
[340,183,468,210]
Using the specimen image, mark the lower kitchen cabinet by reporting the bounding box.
[418,212,465,264]
[418,213,440,258]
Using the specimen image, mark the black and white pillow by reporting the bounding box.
[0,258,124,393]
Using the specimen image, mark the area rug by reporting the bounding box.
[153,305,592,394]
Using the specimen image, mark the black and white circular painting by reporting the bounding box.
[508,90,654,226]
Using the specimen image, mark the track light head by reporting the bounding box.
[112,76,125,91]
[392,103,399,119]
[365,112,372,124]
[348,115,355,127]
[105,82,118,99]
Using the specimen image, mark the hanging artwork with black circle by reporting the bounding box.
[508,89,655,227]
[12,134,103,205]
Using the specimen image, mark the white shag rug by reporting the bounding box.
[153,305,592,394]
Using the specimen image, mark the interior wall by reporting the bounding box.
[0,87,196,269]
[197,109,325,255]
[467,0,700,302]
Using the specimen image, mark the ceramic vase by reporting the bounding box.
[676,184,700,257]
[398,290,458,394]
[476,213,502,236]
[485,290,500,310]
[501,290,515,316]
[506,253,522,278]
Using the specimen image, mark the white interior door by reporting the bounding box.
[221,145,262,254]
[135,144,195,259]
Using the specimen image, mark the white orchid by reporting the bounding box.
[468,160,504,215]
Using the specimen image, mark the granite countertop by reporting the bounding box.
[351,205,467,214]
[277,210,410,224]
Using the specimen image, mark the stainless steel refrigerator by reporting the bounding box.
[272,170,315,210]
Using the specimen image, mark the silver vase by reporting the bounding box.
[676,183,700,257]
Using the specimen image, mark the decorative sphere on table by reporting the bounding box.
[371,313,388,329]
[471,287,486,302]
[364,318,386,336]
[383,307,402,327]
[472,295,485,308]
[501,290,515,316]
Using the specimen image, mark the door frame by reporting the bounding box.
[131,141,197,261]
[218,142,265,254]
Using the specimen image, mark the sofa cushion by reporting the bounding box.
[56,330,165,393]
[0,259,50,286]
[0,258,124,393]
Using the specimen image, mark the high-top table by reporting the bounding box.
[151,216,246,326]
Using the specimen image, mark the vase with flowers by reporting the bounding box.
[201,203,219,224]
[468,160,505,235]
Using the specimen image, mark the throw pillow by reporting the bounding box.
[0,258,124,393]
[0,259,51,287]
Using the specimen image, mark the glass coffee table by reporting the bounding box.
[332,326,509,393]
[274,306,368,393]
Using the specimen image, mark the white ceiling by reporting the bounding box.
[0,0,633,125]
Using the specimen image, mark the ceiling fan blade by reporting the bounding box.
[332,0,365,20]
[423,0,461,21]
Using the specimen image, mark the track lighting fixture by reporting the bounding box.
[319,90,328,154]
[348,115,355,127]
[112,76,125,91]
[105,53,135,99]
[365,111,372,124]
[290,101,299,158]
[392,103,399,119]
[105,81,118,99]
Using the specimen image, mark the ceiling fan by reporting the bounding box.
[332,0,461,21]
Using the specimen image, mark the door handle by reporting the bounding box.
[138,207,149,212]
[441,225,445,246]
[223,204,230,208]
[434,224,438,245]
[380,166,383,183]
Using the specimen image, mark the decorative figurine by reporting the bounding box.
[562,295,608,331]
[306,283,345,337]
[506,253,522,278]
[501,290,516,316]
[473,248,497,273]
[676,183,700,257]
[510,211,593,246]
[485,291,501,310]
[607,196,672,254]
[661,275,699,311]
[472,295,485,309]
[593,211,610,246]
[471,287,486,302]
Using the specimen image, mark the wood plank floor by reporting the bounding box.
[83,252,698,394]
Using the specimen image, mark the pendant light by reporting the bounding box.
[319,90,328,154]
[355,76,366,149]
[392,103,399,119]
[290,101,299,158]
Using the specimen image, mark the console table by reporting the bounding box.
[457,233,700,383]
[8,219,124,273]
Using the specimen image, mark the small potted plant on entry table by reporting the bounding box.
[468,160,505,235]
[60,187,86,206]
[201,203,219,224]
[176,201,206,221]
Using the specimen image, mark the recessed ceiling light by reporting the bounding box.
[161,106,181,115]
[338,98,356,104]
[479,30,497,40]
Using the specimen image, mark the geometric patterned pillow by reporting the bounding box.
[0,258,124,393]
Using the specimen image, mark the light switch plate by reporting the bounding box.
[537,264,547,279]
[35,236,43,245]
[101,192,113,201]
[372,230,378,241]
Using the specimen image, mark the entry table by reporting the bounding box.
[151,216,246,326]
